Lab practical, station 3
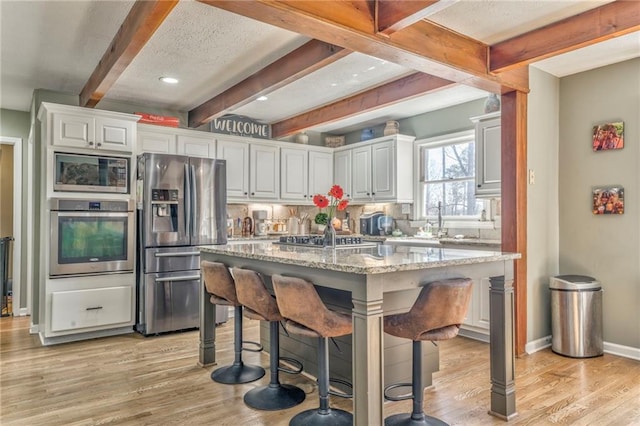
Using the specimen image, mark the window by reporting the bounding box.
[416,130,484,221]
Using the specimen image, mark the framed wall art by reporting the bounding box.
[592,121,624,151]
[592,186,624,215]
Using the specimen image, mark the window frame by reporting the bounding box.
[413,129,489,224]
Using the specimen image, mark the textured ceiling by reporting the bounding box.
[0,0,637,137]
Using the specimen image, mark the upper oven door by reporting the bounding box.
[50,210,134,277]
[53,152,129,194]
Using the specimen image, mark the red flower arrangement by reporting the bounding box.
[313,184,349,226]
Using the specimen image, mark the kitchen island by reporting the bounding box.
[199,242,520,425]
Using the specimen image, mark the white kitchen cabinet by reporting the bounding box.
[137,125,216,158]
[39,103,138,153]
[308,150,334,197]
[471,112,501,198]
[333,149,352,198]
[250,143,279,200]
[176,134,216,158]
[350,135,415,203]
[217,138,279,201]
[217,139,249,199]
[460,277,491,339]
[50,286,132,332]
[138,126,176,154]
[280,147,333,202]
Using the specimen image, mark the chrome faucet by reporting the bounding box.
[425,201,446,237]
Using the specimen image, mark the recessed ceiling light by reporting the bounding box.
[367,66,376,71]
[330,83,338,87]
[256,95,268,101]
[159,76,179,84]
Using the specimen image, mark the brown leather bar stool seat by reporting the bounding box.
[383,278,473,426]
[231,267,306,411]
[272,274,353,426]
[201,261,265,384]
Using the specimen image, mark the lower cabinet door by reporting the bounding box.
[51,286,132,332]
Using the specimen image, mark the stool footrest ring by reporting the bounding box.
[242,340,263,352]
[278,356,303,374]
[384,382,413,401]
[328,377,353,398]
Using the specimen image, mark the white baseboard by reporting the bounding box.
[525,335,552,354]
[526,335,640,361]
[29,323,39,334]
[604,341,640,361]
[17,308,28,316]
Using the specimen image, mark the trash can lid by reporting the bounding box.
[550,275,601,290]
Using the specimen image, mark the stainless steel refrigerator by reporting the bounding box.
[136,153,227,335]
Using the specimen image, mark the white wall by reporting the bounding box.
[558,58,640,349]
[527,67,560,343]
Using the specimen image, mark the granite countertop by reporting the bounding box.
[199,241,519,275]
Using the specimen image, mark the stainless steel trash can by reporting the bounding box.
[550,275,603,357]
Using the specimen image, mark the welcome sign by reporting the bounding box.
[210,115,271,139]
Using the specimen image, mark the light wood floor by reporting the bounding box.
[1,316,639,425]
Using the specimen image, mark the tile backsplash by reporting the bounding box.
[227,202,501,240]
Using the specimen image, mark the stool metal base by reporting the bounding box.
[385,413,449,426]
[290,408,353,426]
[244,383,305,411]
[211,363,265,384]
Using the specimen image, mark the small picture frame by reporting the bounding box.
[592,186,624,215]
[592,122,624,151]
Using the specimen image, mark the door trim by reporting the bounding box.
[0,136,23,316]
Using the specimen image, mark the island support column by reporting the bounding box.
[199,275,216,367]
[351,276,384,426]
[489,270,517,420]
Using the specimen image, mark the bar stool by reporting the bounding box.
[272,274,353,426]
[201,261,265,384]
[383,278,473,426]
[231,267,306,411]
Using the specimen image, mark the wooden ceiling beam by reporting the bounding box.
[198,0,528,94]
[188,40,350,128]
[271,72,455,138]
[376,0,458,35]
[490,0,640,73]
[79,0,178,108]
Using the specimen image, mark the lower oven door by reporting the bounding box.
[139,270,201,335]
[50,210,134,277]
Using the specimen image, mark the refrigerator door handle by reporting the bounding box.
[155,275,201,283]
[184,163,191,237]
[190,164,197,238]
[154,251,201,258]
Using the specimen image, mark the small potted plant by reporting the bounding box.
[314,211,328,231]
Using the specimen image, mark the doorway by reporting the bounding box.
[0,136,23,316]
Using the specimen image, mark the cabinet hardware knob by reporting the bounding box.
[303,195,307,198]
[367,192,370,196]
[251,192,255,196]
[97,142,102,147]
[372,192,375,195]
[88,141,94,146]
[477,184,481,188]
[244,192,248,195]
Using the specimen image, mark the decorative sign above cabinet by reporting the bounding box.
[210,114,271,139]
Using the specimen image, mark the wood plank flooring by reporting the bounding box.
[1,316,639,425]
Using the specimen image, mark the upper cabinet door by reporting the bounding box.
[473,114,501,197]
[95,116,134,152]
[308,150,333,199]
[176,134,216,158]
[351,145,372,201]
[217,139,249,199]
[138,129,176,154]
[250,144,279,199]
[371,140,394,200]
[280,147,308,201]
[333,149,352,199]
[52,113,94,149]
